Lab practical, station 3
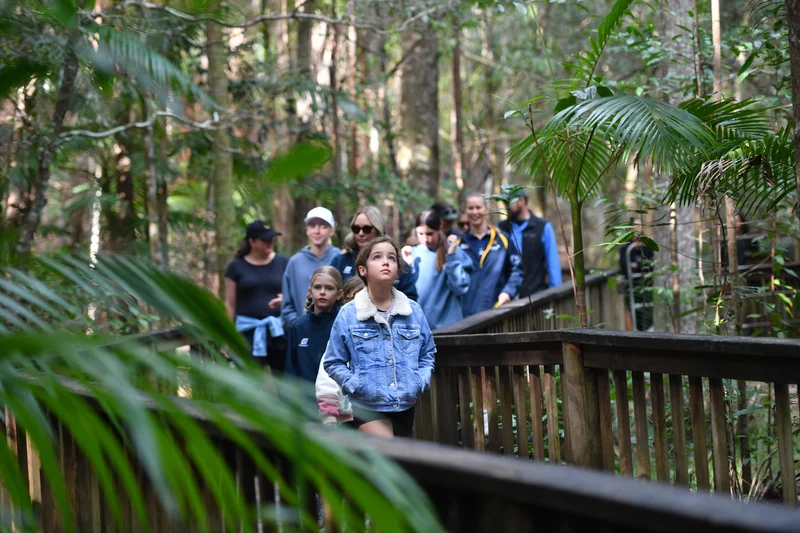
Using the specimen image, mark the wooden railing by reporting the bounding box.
[433,270,624,334]
[414,329,800,505]
[5,380,799,532]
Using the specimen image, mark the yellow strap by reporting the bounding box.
[479,227,497,268]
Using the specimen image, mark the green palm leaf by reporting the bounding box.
[0,256,445,532]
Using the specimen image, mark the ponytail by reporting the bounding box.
[235,237,251,259]
[435,231,447,273]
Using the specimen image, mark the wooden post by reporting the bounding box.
[561,342,602,469]
[774,383,797,506]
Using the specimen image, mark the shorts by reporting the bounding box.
[351,405,416,438]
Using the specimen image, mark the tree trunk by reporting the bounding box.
[482,13,504,194]
[570,196,587,327]
[15,40,79,258]
[451,18,465,192]
[144,102,163,266]
[786,0,800,220]
[207,5,236,297]
[295,0,316,136]
[399,21,440,220]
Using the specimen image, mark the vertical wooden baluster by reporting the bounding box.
[40,415,62,533]
[469,367,486,451]
[5,410,31,530]
[457,367,475,449]
[560,363,572,463]
[543,365,561,464]
[688,376,710,491]
[595,369,615,472]
[484,367,500,453]
[498,367,516,456]
[651,373,669,482]
[708,377,730,494]
[669,375,689,486]
[631,371,650,480]
[511,365,530,459]
[59,423,79,532]
[529,365,546,462]
[433,369,458,446]
[774,383,797,507]
[613,370,633,477]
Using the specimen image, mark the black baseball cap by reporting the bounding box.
[246,220,281,241]
[431,201,459,221]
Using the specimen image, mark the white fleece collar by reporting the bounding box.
[354,287,412,325]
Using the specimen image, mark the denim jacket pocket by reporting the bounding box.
[351,327,380,364]
[396,327,421,359]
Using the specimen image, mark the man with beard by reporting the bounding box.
[498,190,562,298]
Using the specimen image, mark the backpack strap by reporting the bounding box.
[479,227,498,268]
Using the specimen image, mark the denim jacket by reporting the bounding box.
[323,288,436,412]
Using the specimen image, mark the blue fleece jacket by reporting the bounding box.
[281,245,342,328]
[459,227,524,317]
[411,245,472,330]
[285,304,340,382]
[330,247,419,300]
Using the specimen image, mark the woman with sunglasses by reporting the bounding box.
[330,206,418,300]
[224,220,290,370]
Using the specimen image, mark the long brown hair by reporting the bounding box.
[415,210,447,272]
[355,236,403,284]
[305,266,344,313]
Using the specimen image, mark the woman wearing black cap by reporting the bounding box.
[224,221,290,371]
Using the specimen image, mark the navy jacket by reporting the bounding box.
[330,247,419,300]
[285,304,340,383]
[459,226,524,317]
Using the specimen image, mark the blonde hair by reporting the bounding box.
[305,266,344,313]
[342,276,365,304]
[344,205,386,249]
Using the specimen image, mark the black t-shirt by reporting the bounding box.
[224,255,289,319]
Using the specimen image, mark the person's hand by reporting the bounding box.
[447,234,458,254]
[268,293,283,309]
[401,245,414,265]
[497,292,511,306]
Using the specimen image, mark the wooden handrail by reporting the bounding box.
[27,375,800,532]
[432,270,618,334]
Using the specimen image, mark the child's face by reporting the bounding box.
[415,225,439,251]
[306,219,334,247]
[360,242,398,285]
[311,274,341,312]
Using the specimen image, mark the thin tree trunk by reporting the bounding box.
[143,102,163,266]
[693,0,705,97]
[207,3,236,296]
[16,41,80,257]
[451,18,465,191]
[714,0,744,495]
[786,0,800,221]
[570,197,587,327]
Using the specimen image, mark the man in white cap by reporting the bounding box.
[280,207,340,328]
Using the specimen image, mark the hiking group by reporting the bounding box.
[224,192,562,437]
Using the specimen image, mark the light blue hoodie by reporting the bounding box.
[280,245,342,328]
[411,245,472,330]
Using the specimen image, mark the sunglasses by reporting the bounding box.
[351,224,375,235]
[457,221,469,229]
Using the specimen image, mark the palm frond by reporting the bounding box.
[669,127,795,214]
[552,95,716,174]
[77,25,211,108]
[0,256,445,532]
[679,98,774,140]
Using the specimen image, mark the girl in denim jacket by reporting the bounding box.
[324,236,436,437]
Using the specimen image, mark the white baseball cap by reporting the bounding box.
[304,206,335,228]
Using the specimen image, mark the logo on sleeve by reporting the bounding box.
[343,266,352,274]
[299,338,309,347]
